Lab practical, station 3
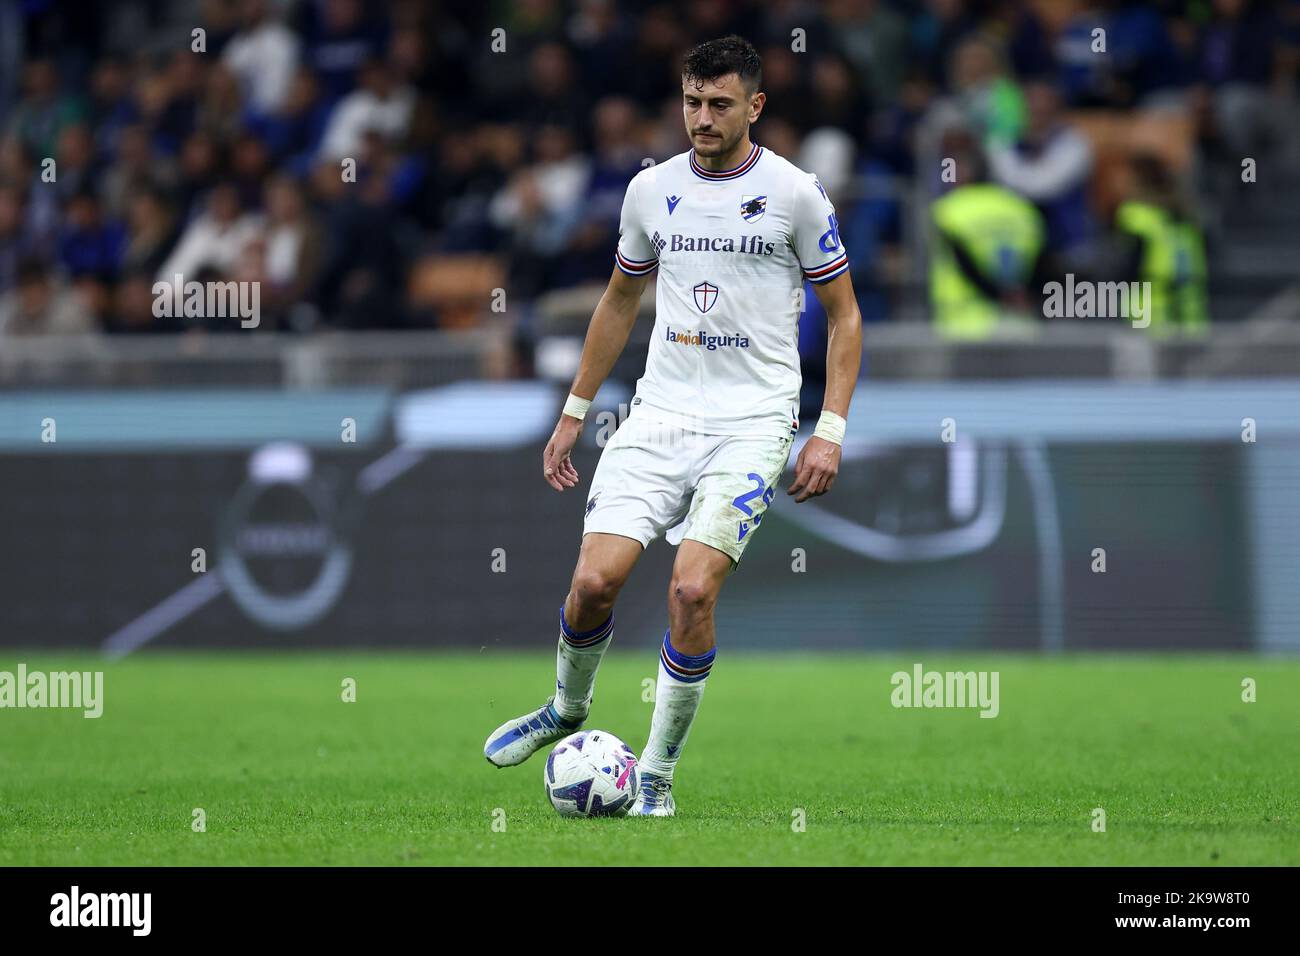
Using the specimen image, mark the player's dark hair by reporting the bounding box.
[682,35,762,95]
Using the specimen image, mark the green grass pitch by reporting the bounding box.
[1,651,1297,866]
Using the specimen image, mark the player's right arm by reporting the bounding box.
[543,171,657,492]
[543,266,650,492]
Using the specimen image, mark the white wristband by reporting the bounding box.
[562,393,592,421]
[813,410,846,445]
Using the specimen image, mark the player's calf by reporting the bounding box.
[484,606,616,768]
[631,629,716,809]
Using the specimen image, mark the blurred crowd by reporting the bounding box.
[1,0,1298,344]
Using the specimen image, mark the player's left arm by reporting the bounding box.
[787,270,862,503]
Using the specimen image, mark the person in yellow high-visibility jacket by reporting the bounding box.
[929,169,1048,340]
[1114,154,1208,335]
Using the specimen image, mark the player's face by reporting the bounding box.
[682,73,761,158]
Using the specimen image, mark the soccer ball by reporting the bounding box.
[544,730,640,817]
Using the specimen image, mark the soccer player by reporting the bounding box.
[483,35,862,816]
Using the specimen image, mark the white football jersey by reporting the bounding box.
[614,143,849,439]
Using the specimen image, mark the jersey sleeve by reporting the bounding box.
[790,173,849,284]
[614,173,659,277]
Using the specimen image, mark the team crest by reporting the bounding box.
[740,195,767,223]
[693,281,719,314]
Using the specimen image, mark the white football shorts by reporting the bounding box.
[581,413,795,573]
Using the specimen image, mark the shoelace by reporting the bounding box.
[642,777,672,803]
[513,710,545,737]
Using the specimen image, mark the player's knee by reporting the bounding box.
[569,568,622,614]
[668,577,717,618]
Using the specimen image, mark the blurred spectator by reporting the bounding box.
[0,258,95,337]
[244,67,332,173]
[418,125,511,253]
[230,131,273,210]
[173,130,224,221]
[1107,3,1189,107]
[551,97,644,287]
[157,182,263,281]
[949,34,1025,146]
[516,42,591,134]
[153,51,204,156]
[222,0,301,115]
[303,0,389,104]
[986,78,1094,261]
[910,0,980,92]
[929,137,1047,340]
[1199,0,1278,90]
[52,123,97,202]
[259,173,323,327]
[619,5,687,106]
[59,191,125,279]
[569,0,634,100]
[0,183,41,294]
[122,187,179,278]
[799,128,857,203]
[754,43,805,132]
[317,57,414,161]
[88,57,138,165]
[1113,153,1208,334]
[803,53,871,145]
[491,124,590,296]
[312,152,406,329]
[198,64,247,145]
[0,133,31,186]
[6,59,84,159]
[107,270,176,334]
[1042,2,1188,110]
[71,274,112,331]
[102,124,176,219]
[1198,0,1289,160]
[828,0,908,109]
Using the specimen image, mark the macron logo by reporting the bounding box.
[50,886,151,936]
[666,195,682,215]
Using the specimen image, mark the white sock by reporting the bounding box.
[553,605,614,721]
[639,629,715,780]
